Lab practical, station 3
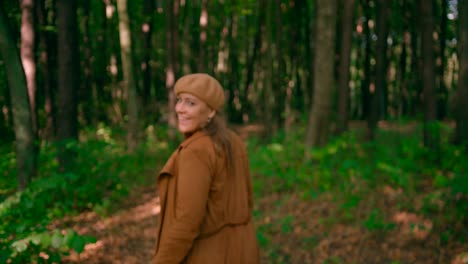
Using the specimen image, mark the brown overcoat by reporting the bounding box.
[153,130,260,264]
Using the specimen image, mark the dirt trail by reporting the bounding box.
[60,186,467,264]
[62,187,160,264]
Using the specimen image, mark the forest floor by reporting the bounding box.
[59,122,467,264]
[59,183,467,264]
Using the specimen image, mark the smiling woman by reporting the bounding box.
[153,73,260,264]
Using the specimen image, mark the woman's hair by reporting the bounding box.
[203,114,234,174]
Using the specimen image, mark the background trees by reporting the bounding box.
[0,1,467,263]
[0,0,465,187]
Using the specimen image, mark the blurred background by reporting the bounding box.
[0,0,467,263]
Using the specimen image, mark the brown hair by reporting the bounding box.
[202,114,234,174]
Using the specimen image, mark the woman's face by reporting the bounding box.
[175,93,215,136]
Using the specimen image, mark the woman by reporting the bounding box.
[153,73,260,264]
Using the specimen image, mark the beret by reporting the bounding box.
[174,73,225,111]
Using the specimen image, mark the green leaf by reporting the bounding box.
[11,240,28,253]
[69,235,86,253]
[51,231,63,249]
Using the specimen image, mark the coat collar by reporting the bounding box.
[179,130,207,149]
[158,130,208,178]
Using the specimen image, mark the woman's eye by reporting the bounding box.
[188,101,195,106]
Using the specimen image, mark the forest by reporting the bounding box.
[0,0,467,263]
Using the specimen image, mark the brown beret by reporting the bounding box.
[174,73,225,111]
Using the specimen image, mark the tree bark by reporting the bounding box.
[454,0,468,147]
[198,0,208,72]
[336,0,356,135]
[165,0,180,140]
[437,0,448,119]
[20,0,37,136]
[361,0,372,121]
[57,0,79,170]
[419,0,439,151]
[141,0,154,113]
[305,0,337,151]
[117,0,139,152]
[368,0,390,140]
[36,0,56,140]
[242,0,266,123]
[0,4,36,190]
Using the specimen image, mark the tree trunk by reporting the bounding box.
[117,0,139,152]
[437,0,448,119]
[361,0,372,122]
[80,0,93,125]
[242,0,266,123]
[141,0,154,114]
[368,0,390,140]
[57,0,79,170]
[165,0,180,140]
[454,0,468,147]
[36,0,56,141]
[336,0,356,135]
[305,0,337,151]
[227,3,241,123]
[419,0,439,151]
[20,0,37,136]
[0,4,36,190]
[198,0,208,72]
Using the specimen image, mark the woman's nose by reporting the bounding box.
[175,101,184,113]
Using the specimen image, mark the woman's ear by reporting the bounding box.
[208,109,216,119]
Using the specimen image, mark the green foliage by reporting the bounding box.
[0,125,169,263]
[363,209,395,232]
[251,123,467,261]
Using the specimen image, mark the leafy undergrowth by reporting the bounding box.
[250,122,467,263]
[0,125,170,263]
[1,122,467,263]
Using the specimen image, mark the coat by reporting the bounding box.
[153,130,260,264]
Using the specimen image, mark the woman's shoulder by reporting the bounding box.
[180,131,215,154]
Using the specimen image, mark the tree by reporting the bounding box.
[165,0,180,140]
[419,0,439,151]
[20,0,37,135]
[0,3,36,190]
[454,0,468,147]
[368,0,390,140]
[36,0,56,140]
[336,0,356,135]
[305,0,337,151]
[56,0,80,169]
[117,0,139,152]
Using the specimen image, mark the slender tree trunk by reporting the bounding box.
[242,0,266,123]
[304,0,315,109]
[227,2,241,123]
[117,0,139,152]
[454,0,468,147]
[399,31,410,117]
[57,0,79,170]
[198,0,208,72]
[36,0,56,140]
[142,0,154,114]
[361,0,372,121]
[20,0,37,136]
[437,0,448,119]
[165,0,179,140]
[336,0,356,135]
[305,0,337,152]
[419,0,439,151]
[368,0,390,140]
[0,4,36,190]
[81,0,93,125]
